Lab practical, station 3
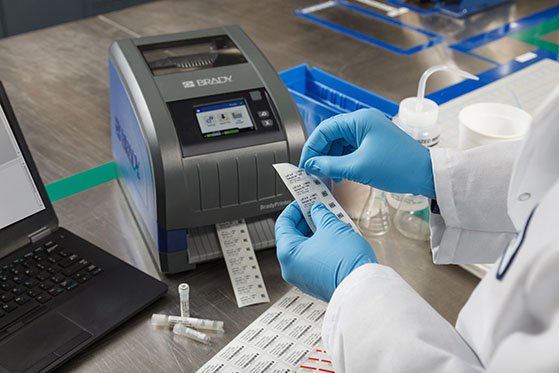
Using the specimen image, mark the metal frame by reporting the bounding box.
[427,50,557,105]
[294,0,446,55]
[450,5,559,65]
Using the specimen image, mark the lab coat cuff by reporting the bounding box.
[430,203,515,264]
[430,148,461,228]
[431,226,515,264]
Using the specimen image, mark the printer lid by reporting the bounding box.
[139,35,248,76]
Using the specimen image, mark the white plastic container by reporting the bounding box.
[391,65,479,241]
[393,64,479,148]
[392,96,441,147]
[458,103,531,150]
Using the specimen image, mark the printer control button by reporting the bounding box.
[261,119,273,127]
[257,110,270,118]
[250,90,263,101]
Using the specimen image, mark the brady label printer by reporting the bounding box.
[109,26,306,273]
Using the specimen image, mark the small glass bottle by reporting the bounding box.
[358,188,390,236]
[393,194,430,241]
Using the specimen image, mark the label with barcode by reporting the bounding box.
[273,163,360,234]
[216,219,270,308]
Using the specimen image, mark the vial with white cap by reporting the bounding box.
[390,65,479,240]
[151,314,224,332]
[173,323,211,345]
[178,283,190,318]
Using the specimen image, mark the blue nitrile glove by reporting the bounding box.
[275,201,377,302]
[299,108,436,199]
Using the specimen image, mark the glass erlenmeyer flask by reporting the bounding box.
[358,188,390,236]
[393,194,430,241]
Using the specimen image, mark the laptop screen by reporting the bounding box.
[0,105,46,230]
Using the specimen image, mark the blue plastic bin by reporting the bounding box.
[279,64,399,135]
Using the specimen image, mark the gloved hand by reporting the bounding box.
[299,108,436,199]
[275,201,377,302]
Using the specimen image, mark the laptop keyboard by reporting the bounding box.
[0,239,102,322]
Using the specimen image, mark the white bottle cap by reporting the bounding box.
[151,314,169,327]
[397,64,478,129]
[398,97,439,127]
[178,283,189,294]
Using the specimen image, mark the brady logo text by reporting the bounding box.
[182,75,233,88]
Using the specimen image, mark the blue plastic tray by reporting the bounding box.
[279,64,398,135]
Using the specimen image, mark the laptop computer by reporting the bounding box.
[0,82,168,373]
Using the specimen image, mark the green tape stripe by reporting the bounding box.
[45,161,118,202]
[509,17,559,53]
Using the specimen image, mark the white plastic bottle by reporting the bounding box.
[389,65,478,240]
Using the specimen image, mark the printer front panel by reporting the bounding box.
[167,88,285,158]
[160,86,294,228]
[180,142,291,228]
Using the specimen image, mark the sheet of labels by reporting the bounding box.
[196,287,336,373]
[273,163,360,234]
[216,219,270,308]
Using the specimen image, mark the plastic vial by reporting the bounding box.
[358,188,390,236]
[151,314,224,332]
[173,323,211,345]
[151,313,172,327]
[178,283,190,318]
[391,65,478,241]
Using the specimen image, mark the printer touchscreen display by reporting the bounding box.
[195,99,255,138]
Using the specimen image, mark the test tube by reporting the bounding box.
[173,323,211,344]
[151,314,224,332]
[178,283,190,317]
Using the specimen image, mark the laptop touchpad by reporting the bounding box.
[0,311,91,372]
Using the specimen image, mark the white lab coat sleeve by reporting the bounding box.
[322,263,484,373]
[429,141,521,264]
[484,243,559,373]
[486,316,559,372]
